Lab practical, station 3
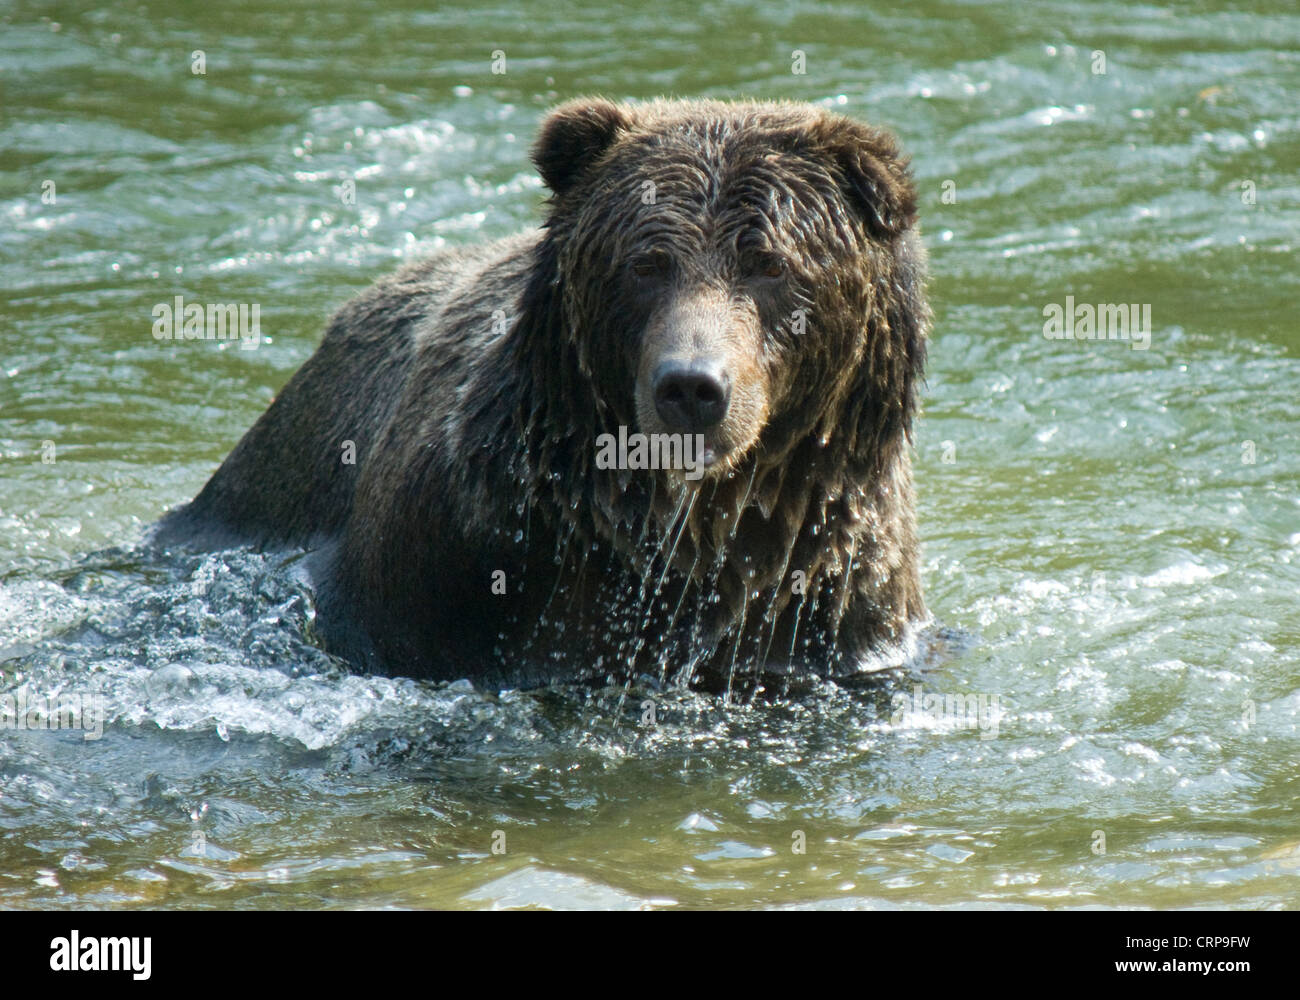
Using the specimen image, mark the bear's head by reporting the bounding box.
[530,98,926,487]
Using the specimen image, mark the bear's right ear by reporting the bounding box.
[531,99,635,196]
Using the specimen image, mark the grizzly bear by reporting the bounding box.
[154,98,931,694]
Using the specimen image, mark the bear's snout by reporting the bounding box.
[634,287,769,474]
[651,358,731,433]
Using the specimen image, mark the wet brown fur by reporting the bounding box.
[155,98,931,693]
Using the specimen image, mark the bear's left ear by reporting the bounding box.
[807,115,918,240]
[532,98,635,196]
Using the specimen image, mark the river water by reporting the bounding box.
[1,0,1297,908]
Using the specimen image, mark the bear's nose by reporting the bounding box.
[652,360,730,432]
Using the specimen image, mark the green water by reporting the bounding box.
[1,0,1298,909]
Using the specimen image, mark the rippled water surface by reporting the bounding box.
[1,0,1298,909]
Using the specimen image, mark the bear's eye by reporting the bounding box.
[630,252,671,280]
[746,253,788,281]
